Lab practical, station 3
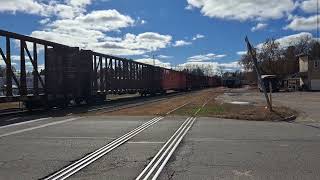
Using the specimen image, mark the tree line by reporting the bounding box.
[239,36,320,79]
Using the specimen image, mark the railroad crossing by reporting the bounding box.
[0,89,319,180]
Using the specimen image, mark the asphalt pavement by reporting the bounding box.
[0,115,319,180]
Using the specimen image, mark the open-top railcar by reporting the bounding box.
[0,29,220,109]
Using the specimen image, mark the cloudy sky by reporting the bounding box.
[0,0,318,73]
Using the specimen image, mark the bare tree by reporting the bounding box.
[216,65,225,77]
[239,54,254,71]
[257,38,283,74]
[290,35,313,55]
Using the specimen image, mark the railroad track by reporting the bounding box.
[136,96,213,180]
[43,101,190,180]
[0,108,28,118]
[44,116,165,180]
[136,116,196,180]
[0,90,191,126]
[43,93,213,180]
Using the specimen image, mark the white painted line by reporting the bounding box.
[0,117,52,129]
[127,141,165,144]
[88,107,106,112]
[5,117,20,122]
[32,137,117,140]
[0,117,81,138]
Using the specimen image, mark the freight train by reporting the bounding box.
[0,30,220,109]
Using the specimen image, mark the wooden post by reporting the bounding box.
[269,81,272,108]
[245,37,272,111]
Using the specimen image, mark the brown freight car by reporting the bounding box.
[160,69,187,92]
[0,29,219,109]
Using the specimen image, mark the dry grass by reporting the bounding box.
[172,88,297,121]
[98,88,224,116]
[197,103,297,121]
[92,87,297,121]
[0,102,20,110]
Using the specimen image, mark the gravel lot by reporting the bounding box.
[217,86,320,122]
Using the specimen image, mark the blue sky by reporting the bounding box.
[0,0,318,74]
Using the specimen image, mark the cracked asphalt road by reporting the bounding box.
[158,117,320,180]
[0,115,319,179]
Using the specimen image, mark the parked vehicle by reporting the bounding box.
[259,75,280,92]
[222,77,241,88]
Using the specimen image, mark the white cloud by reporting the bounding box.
[185,4,194,10]
[257,32,315,49]
[237,51,247,56]
[39,18,50,24]
[300,0,317,13]
[135,58,171,68]
[285,15,318,31]
[186,0,296,21]
[187,53,226,62]
[192,34,205,40]
[67,0,92,7]
[173,40,192,47]
[251,23,268,32]
[275,32,314,47]
[219,61,240,69]
[0,0,46,15]
[49,10,135,32]
[30,8,172,56]
[0,1,173,56]
[32,28,172,56]
[0,0,91,19]
[158,55,173,59]
[177,61,240,75]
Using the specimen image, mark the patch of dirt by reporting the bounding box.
[173,86,297,121]
[98,88,225,116]
[92,86,297,121]
[0,102,20,110]
[197,102,297,121]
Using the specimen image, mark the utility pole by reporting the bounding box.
[152,54,157,66]
[245,36,272,111]
[317,0,319,39]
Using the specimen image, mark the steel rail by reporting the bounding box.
[44,96,192,180]
[135,117,192,180]
[45,116,163,180]
[137,95,213,179]
[152,118,196,180]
